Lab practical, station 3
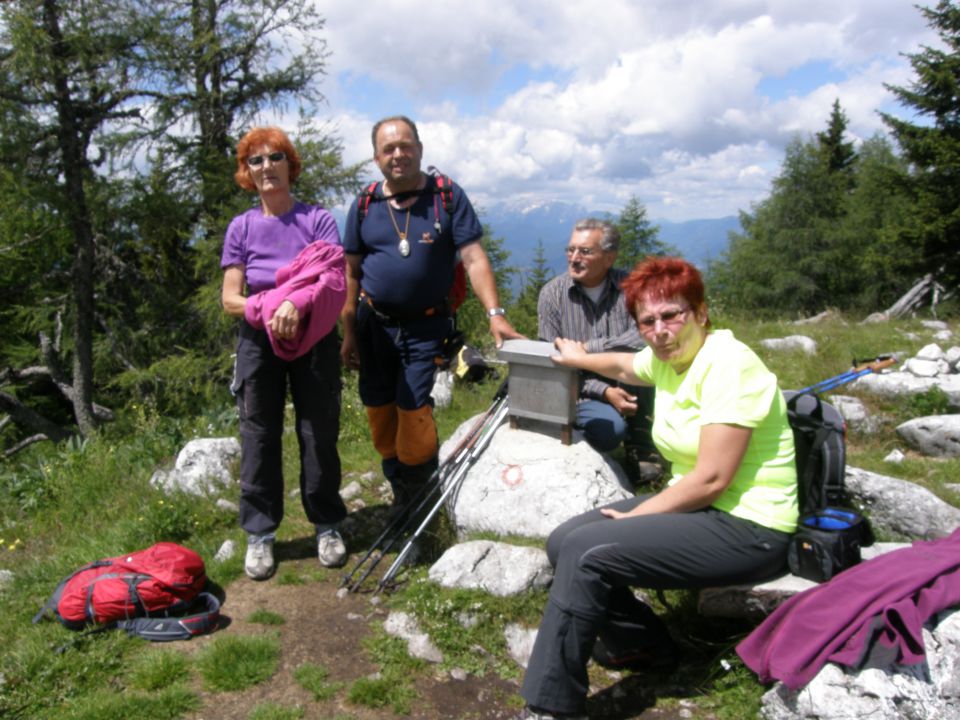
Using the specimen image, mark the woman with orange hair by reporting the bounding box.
[515,257,799,720]
[221,127,347,581]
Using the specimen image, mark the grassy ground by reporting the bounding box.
[0,314,957,719]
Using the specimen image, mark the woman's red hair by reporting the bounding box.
[234,126,302,192]
[621,256,707,320]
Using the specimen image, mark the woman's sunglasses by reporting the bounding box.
[246,151,286,166]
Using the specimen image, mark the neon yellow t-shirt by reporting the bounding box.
[632,329,798,533]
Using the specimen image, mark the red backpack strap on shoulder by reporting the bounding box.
[434,174,454,214]
[429,174,465,311]
[357,181,380,223]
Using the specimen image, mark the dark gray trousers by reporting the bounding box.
[521,496,790,714]
[234,323,346,535]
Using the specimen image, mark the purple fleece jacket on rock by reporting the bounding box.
[244,241,346,361]
[737,527,960,690]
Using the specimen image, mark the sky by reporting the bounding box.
[298,1,940,222]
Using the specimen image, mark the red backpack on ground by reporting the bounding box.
[33,542,220,642]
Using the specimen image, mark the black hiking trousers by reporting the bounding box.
[233,322,346,536]
[521,495,790,715]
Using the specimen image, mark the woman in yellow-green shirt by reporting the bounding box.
[516,257,798,720]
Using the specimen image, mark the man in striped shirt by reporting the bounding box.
[538,218,659,480]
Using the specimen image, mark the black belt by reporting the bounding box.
[360,291,448,322]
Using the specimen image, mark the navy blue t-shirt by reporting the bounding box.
[343,179,483,310]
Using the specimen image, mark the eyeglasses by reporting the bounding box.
[636,307,690,330]
[565,246,600,258]
[246,151,286,166]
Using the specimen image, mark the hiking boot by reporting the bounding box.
[514,706,587,720]
[591,635,679,673]
[244,536,275,581]
[317,528,347,568]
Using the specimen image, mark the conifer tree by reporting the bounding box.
[614,196,671,269]
[882,0,960,285]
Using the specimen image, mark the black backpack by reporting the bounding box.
[783,391,874,582]
[783,391,847,514]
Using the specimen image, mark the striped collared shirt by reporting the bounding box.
[537,268,645,399]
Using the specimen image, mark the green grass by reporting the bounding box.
[293,661,344,701]
[196,634,281,691]
[347,673,418,715]
[346,632,423,713]
[388,570,548,679]
[248,609,286,626]
[248,703,305,720]
[46,685,199,720]
[128,649,193,690]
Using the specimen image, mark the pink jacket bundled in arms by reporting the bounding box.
[244,241,347,361]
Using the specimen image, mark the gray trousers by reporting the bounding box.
[521,496,790,714]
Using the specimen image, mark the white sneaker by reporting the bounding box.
[244,537,275,580]
[317,529,347,568]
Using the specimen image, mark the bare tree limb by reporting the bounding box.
[95,312,137,371]
[3,434,54,458]
[0,390,70,443]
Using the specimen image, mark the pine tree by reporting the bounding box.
[512,239,553,338]
[881,0,960,285]
[614,196,671,270]
[817,99,857,177]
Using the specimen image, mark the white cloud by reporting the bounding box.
[308,0,940,220]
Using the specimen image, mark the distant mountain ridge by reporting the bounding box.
[479,202,740,283]
[329,200,740,288]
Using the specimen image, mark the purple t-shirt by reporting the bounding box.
[220,201,341,293]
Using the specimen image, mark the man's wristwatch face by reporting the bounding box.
[487,307,506,318]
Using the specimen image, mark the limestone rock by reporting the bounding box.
[853,372,960,408]
[760,609,960,720]
[845,467,960,540]
[384,611,444,663]
[429,540,552,596]
[505,623,538,669]
[340,480,363,501]
[213,540,236,562]
[830,395,880,434]
[896,415,960,458]
[935,330,954,343]
[915,343,946,362]
[759,335,818,355]
[215,498,239,513]
[440,417,632,539]
[698,543,907,621]
[921,320,949,331]
[431,369,454,409]
[903,357,947,378]
[0,569,13,592]
[884,449,905,464]
[946,346,960,371]
[150,437,240,495]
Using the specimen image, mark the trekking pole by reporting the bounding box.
[341,382,508,592]
[375,398,510,594]
[797,355,897,395]
[348,394,509,593]
[340,405,493,591]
